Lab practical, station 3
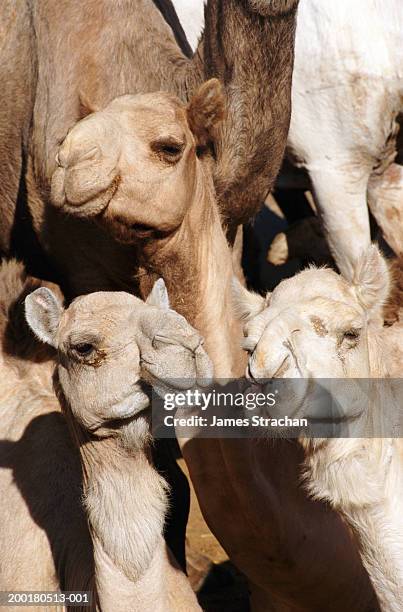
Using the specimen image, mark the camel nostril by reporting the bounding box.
[57,144,100,170]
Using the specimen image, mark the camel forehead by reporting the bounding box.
[61,292,144,332]
[106,93,187,125]
[271,268,354,305]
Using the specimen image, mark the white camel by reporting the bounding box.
[175,0,403,276]
[234,245,403,611]
[0,259,206,611]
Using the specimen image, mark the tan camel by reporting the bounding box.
[0,259,210,610]
[0,0,297,263]
[49,80,244,377]
[234,245,403,611]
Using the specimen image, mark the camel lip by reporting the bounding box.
[99,387,151,424]
[96,401,152,433]
[110,218,172,242]
[96,406,151,435]
[129,223,157,238]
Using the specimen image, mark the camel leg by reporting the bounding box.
[307,165,371,279]
[368,163,403,257]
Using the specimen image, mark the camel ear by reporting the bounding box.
[352,245,390,315]
[232,277,266,321]
[187,78,226,147]
[25,288,64,348]
[146,278,170,311]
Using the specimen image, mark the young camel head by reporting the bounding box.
[25,279,212,437]
[234,245,390,380]
[51,80,225,243]
[233,245,394,435]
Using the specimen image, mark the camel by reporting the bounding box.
[0,0,298,273]
[286,0,403,278]
[233,244,403,610]
[49,80,244,377]
[178,0,403,278]
[0,258,212,610]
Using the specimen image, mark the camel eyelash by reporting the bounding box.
[343,329,361,341]
[151,139,185,161]
[336,328,362,349]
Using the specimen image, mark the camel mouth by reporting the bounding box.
[129,223,158,239]
[103,216,172,244]
[97,392,152,433]
[128,222,174,241]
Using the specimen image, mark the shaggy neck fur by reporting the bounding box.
[302,323,403,611]
[58,386,171,608]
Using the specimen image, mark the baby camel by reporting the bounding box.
[234,245,403,612]
[0,259,207,611]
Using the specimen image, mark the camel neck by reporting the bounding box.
[65,415,169,609]
[341,499,403,612]
[306,438,403,612]
[138,165,245,378]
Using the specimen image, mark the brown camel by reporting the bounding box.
[0,258,211,610]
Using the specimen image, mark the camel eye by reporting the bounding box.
[74,342,95,357]
[151,139,184,164]
[342,329,361,345]
[162,144,182,156]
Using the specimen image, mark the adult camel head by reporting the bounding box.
[25,279,212,437]
[51,79,225,243]
[50,78,244,378]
